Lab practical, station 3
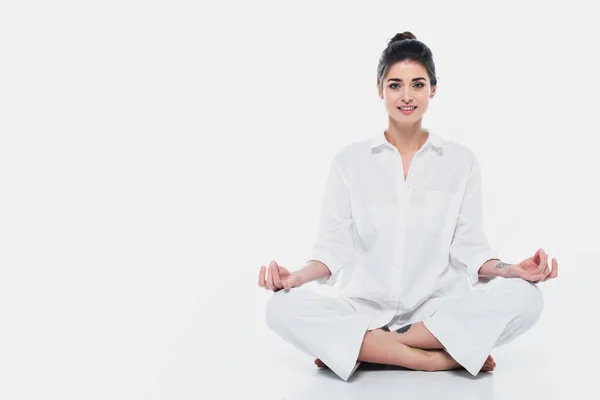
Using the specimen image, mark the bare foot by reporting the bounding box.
[423,349,460,371]
[314,358,328,369]
[482,354,496,372]
[428,350,496,372]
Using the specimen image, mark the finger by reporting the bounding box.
[532,272,547,283]
[288,274,298,289]
[541,259,555,282]
[533,248,542,264]
[534,249,547,274]
[282,274,293,290]
[544,258,559,281]
[539,265,551,281]
[536,249,548,274]
[278,265,289,278]
[258,266,266,288]
[266,264,275,290]
[272,263,282,288]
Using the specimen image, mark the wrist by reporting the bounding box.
[503,264,520,279]
[296,271,307,286]
[494,261,513,278]
[478,259,512,278]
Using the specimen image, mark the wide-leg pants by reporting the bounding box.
[265,277,544,381]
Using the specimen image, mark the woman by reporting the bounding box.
[257,31,558,382]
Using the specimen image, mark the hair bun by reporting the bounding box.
[388,31,417,46]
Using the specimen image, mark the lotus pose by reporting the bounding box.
[258,31,558,382]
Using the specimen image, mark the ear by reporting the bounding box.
[376,83,383,99]
[430,85,437,98]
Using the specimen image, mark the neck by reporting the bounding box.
[384,118,429,154]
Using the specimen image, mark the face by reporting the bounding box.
[377,60,436,123]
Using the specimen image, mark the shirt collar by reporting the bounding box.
[369,129,444,153]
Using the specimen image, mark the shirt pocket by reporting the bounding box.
[423,190,462,234]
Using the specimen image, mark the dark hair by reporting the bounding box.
[376,31,438,92]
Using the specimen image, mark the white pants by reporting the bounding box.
[265,277,544,381]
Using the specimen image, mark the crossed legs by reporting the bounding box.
[266,277,541,379]
[314,322,496,372]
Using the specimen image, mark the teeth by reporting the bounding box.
[399,107,415,110]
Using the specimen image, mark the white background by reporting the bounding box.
[1,1,599,399]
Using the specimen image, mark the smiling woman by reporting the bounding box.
[259,31,557,382]
[375,32,438,155]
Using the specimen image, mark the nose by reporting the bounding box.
[402,88,413,103]
[402,88,412,105]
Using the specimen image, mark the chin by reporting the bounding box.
[391,112,421,120]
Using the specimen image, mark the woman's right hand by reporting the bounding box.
[258,260,303,292]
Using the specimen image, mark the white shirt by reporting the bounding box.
[306,129,499,330]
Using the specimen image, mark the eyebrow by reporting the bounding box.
[387,77,427,82]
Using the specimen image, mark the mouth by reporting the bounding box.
[397,106,417,115]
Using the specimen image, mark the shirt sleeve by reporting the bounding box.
[449,155,499,285]
[306,155,355,286]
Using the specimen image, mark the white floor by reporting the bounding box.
[157,265,600,400]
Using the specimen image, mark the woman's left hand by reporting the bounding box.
[505,248,559,283]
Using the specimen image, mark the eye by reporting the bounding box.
[389,82,425,89]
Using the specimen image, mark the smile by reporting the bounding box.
[398,106,417,115]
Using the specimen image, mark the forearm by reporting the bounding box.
[295,260,332,285]
[478,258,512,278]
